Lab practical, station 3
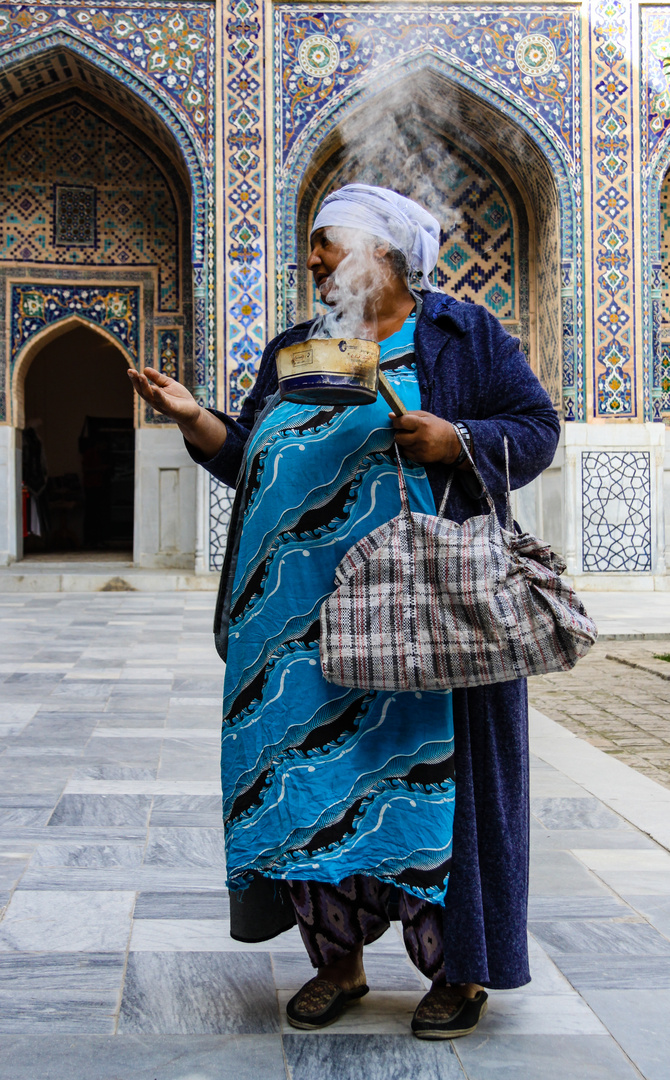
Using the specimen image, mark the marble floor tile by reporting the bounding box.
[47,682,115,701]
[531,796,625,830]
[512,936,574,995]
[0,765,73,795]
[0,994,118,1033]
[480,991,606,1035]
[0,808,51,827]
[0,794,56,808]
[133,891,229,919]
[575,848,670,872]
[149,794,222,827]
[623,893,670,936]
[70,765,157,781]
[0,952,124,990]
[63,779,220,795]
[91,727,217,739]
[529,773,596,798]
[119,951,279,1034]
[530,827,656,851]
[97,713,166,728]
[528,896,629,920]
[530,917,670,957]
[453,1033,642,1079]
[529,851,611,896]
[549,954,670,990]
[283,1034,463,1080]
[579,989,670,1080]
[582,870,670,895]
[143,827,226,869]
[130,919,316,953]
[17,869,225,891]
[0,1034,288,1080]
[30,842,145,868]
[157,743,221,781]
[48,795,153,827]
[0,890,135,952]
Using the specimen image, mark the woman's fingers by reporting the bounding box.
[143,367,173,388]
[127,369,172,414]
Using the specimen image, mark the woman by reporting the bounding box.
[129,184,560,1038]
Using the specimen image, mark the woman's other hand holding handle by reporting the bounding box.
[127,367,227,459]
[391,411,469,469]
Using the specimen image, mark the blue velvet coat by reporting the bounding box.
[192,290,561,989]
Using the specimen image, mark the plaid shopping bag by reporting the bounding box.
[319,436,597,692]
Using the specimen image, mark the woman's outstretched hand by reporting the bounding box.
[127,367,200,425]
[127,367,227,458]
[391,411,465,466]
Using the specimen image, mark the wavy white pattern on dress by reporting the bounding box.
[222,315,456,903]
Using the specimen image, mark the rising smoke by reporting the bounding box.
[310,83,464,342]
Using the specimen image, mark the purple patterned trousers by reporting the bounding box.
[287,875,447,984]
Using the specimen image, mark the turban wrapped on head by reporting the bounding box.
[312,183,442,291]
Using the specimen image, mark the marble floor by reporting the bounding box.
[0,593,668,1079]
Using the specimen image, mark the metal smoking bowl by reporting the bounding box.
[275,337,407,414]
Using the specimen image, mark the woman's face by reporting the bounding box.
[307,227,350,304]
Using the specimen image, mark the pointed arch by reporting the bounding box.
[12,316,135,430]
[0,30,208,266]
[276,55,580,413]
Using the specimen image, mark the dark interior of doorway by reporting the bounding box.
[22,325,134,555]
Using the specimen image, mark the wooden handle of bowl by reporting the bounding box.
[377,371,408,416]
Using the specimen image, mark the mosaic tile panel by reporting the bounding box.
[223,0,267,414]
[304,135,519,328]
[54,184,96,247]
[644,7,670,423]
[276,6,578,166]
[10,283,140,366]
[209,474,235,572]
[0,102,179,310]
[0,2,216,409]
[0,3,213,151]
[591,0,635,417]
[582,451,652,572]
[157,328,180,381]
[271,3,581,420]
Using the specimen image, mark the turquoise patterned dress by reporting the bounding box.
[222,314,456,903]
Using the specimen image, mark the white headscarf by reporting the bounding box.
[312,183,442,291]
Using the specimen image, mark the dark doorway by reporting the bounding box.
[22,324,134,554]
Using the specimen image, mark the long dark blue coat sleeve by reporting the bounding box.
[184,327,291,487]
[457,310,560,496]
[416,295,560,522]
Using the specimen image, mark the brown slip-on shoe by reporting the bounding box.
[411,986,488,1039]
[286,977,369,1030]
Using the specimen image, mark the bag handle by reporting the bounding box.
[396,428,513,527]
[394,442,414,521]
[437,425,497,517]
[503,435,514,533]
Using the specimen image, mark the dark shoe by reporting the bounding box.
[286,977,369,1030]
[411,986,488,1039]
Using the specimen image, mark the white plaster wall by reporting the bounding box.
[134,427,197,569]
[0,427,21,565]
